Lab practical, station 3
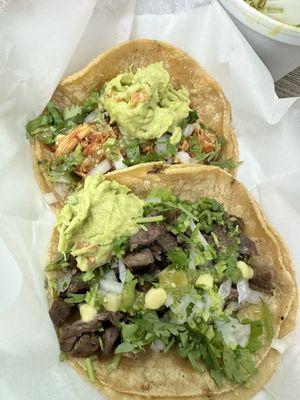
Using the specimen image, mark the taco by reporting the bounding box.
[45,163,295,399]
[26,39,238,210]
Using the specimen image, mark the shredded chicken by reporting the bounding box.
[179,139,189,152]
[54,123,117,177]
[190,123,216,154]
[197,131,215,153]
[55,124,93,158]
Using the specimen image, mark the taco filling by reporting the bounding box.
[47,173,275,387]
[27,63,236,201]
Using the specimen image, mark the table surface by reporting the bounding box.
[275,67,300,98]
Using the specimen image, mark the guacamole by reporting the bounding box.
[56,173,144,271]
[101,62,190,143]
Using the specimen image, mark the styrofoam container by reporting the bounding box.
[219,0,300,80]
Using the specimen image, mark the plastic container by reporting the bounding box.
[219,0,300,80]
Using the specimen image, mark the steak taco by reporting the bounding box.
[26,39,238,210]
[45,164,295,399]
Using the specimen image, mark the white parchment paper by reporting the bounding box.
[0,1,299,399]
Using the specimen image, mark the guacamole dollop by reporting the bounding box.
[101,62,190,142]
[56,173,144,271]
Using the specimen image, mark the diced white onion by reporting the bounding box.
[171,293,218,323]
[246,289,265,304]
[271,338,288,354]
[203,292,214,308]
[216,317,251,348]
[165,294,175,307]
[175,150,191,164]
[155,134,169,153]
[237,279,265,304]
[198,231,209,248]
[190,220,196,230]
[233,324,251,348]
[53,182,69,200]
[100,279,123,294]
[271,333,294,354]
[114,154,126,170]
[188,245,196,270]
[170,295,192,324]
[155,142,167,153]
[118,261,127,284]
[57,273,72,293]
[191,301,205,316]
[237,279,251,303]
[183,124,195,137]
[190,221,209,248]
[151,339,164,352]
[43,192,57,205]
[218,280,232,298]
[104,270,117,281]
[87,159,112,176]
[84,109,99,123]
[145,197,161,204]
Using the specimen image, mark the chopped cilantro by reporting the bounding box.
[147,187,175,202]
[211,158,240,170]
[44,278,48,289]
[210,369,224,387]
[120,271,137,312]
[167,247,189,269]
[188,133,236,171]
[59,352,67,362]
[82,90,102,114]
[63,105,83,123]
[85,357,95,383]
[113,236,129,259]
[45,257,68,271]
[107,354,121,374]
[82,271,95,282]
[245,319,263,352]
[51,280,59,298]
[115,341,136,354]
[115,309,259,386]
[186,110,199,124]
[47,144,84,183]
[261,299,274,341]
[102,138,121,161]
[64,293,86,304]
[223,347,257,383]
[123,138,164,166]
[47,102,65,129]
[26,114,51,136]
[138,273,156,285]
[123,138,140,164]
[86,283,99,307]
[137,215,164,223]
[179,110,199,129]
[26,89,102,144]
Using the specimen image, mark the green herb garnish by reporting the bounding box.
[261,299,274,341]
[167,247,189,269]
[85,357,95,383]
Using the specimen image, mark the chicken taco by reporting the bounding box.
[26,39,238,211]
[45,163,295,399]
